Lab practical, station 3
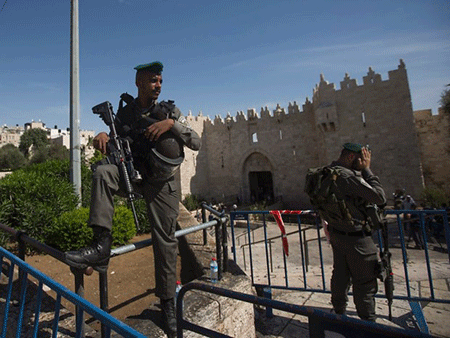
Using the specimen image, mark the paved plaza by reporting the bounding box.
[231,216,450,337]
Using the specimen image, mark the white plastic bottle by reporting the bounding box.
[175,280,182,309]
[175,280,182,297]
[210,257,218,283]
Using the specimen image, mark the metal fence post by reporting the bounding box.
[201,202,207,245]
[99,271,110,338]
[263,287,273,318]
[16,231,26,290]
[71,267,86,338]
[221,213,229,273]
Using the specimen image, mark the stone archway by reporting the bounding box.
[241,152,274,204]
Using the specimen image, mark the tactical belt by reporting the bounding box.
[331,227,372,237]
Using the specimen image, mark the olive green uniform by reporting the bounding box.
[327,162,386,321]
[89,100,200,300]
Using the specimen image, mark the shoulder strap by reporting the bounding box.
[305,166,354,225]
[118,93,135,112]
[150,100,176,120]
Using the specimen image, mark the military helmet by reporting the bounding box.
[146,131,184,181]
[154,132,184,161]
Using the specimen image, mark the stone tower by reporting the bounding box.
[180,60,425,208]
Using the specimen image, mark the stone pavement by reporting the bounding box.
[231,218,450,338]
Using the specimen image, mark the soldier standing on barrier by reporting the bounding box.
[305,143,386,321]
[65,61,201,337]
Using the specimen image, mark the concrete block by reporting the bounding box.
[182,273,255,338]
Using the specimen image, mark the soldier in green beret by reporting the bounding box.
[306,143,386,321]
[66,61,201,337]
[328,143,386,321]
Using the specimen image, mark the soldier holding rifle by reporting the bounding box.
[65,61,201,337]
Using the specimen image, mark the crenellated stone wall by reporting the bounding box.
[414,108,450,193]
[179,60,446,208]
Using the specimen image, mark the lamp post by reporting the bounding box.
[70,0,82,206]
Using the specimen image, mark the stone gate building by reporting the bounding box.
[179,60,447,208]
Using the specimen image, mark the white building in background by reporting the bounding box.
[1,120,95,161]
[0,124,24,148]
[24,120,47,131]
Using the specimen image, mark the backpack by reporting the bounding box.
[304,166,385,230]
[304,166,354,226]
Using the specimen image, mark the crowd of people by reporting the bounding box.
[400,194,448,250]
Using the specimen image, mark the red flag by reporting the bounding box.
[270,210,289,256]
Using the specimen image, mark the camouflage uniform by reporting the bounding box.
[327,162,386,321]
[89,100,201,299]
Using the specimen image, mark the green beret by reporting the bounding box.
[343,142,363,153]
[134,61,163,74]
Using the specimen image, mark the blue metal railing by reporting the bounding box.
[176,282,435,338]
[230,209,450,334]
[0,201,228,338]
[0,246,146,338]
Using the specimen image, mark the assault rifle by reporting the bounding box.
[367,205,394,320]
[380,217,394,321]
[92,101,142,231]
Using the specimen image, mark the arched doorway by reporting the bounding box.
[248,171,274,203]
[242,152,274,204]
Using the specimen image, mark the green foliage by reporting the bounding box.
[46,207,93,251]
[420,187,450,209]
[29,144,69,165]
[0,144,27,170]
[111,205,137,244]
[182,193,203,211]
[22,159,93,208]
[0,156,142,250]
[0,198,14,247]
[89,149,106,165]
[47,205,136,251]
[114,196,149,234]
[440,86,450,115]
[0,168,79,241]
[19,128,49,157]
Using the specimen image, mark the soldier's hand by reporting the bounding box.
[93,132,109,154]
[357,147,371,170]
[144,119,175,141]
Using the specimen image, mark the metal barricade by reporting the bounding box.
[0,202,228,338]
[230,209,450,334]
[0,246,146,338]
[176,282,434,338]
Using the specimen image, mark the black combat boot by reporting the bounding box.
[160,298,177,337]
[65,226,112,273]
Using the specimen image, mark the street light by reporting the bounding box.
[70,0,81,206]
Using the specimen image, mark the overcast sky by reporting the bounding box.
[1,0,449,133]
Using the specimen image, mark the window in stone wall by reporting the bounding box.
[252,132,258,143]
[279,130,282,140]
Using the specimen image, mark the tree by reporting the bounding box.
[29,143,69,165]
[0,144,27,170]
[19,128,49,158]
[440,84,450,115]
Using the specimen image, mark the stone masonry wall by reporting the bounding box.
[179,60,443,208]
[414,108,450,193]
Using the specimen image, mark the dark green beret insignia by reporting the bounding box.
[134,61,163,74]
[343,142,363,153]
